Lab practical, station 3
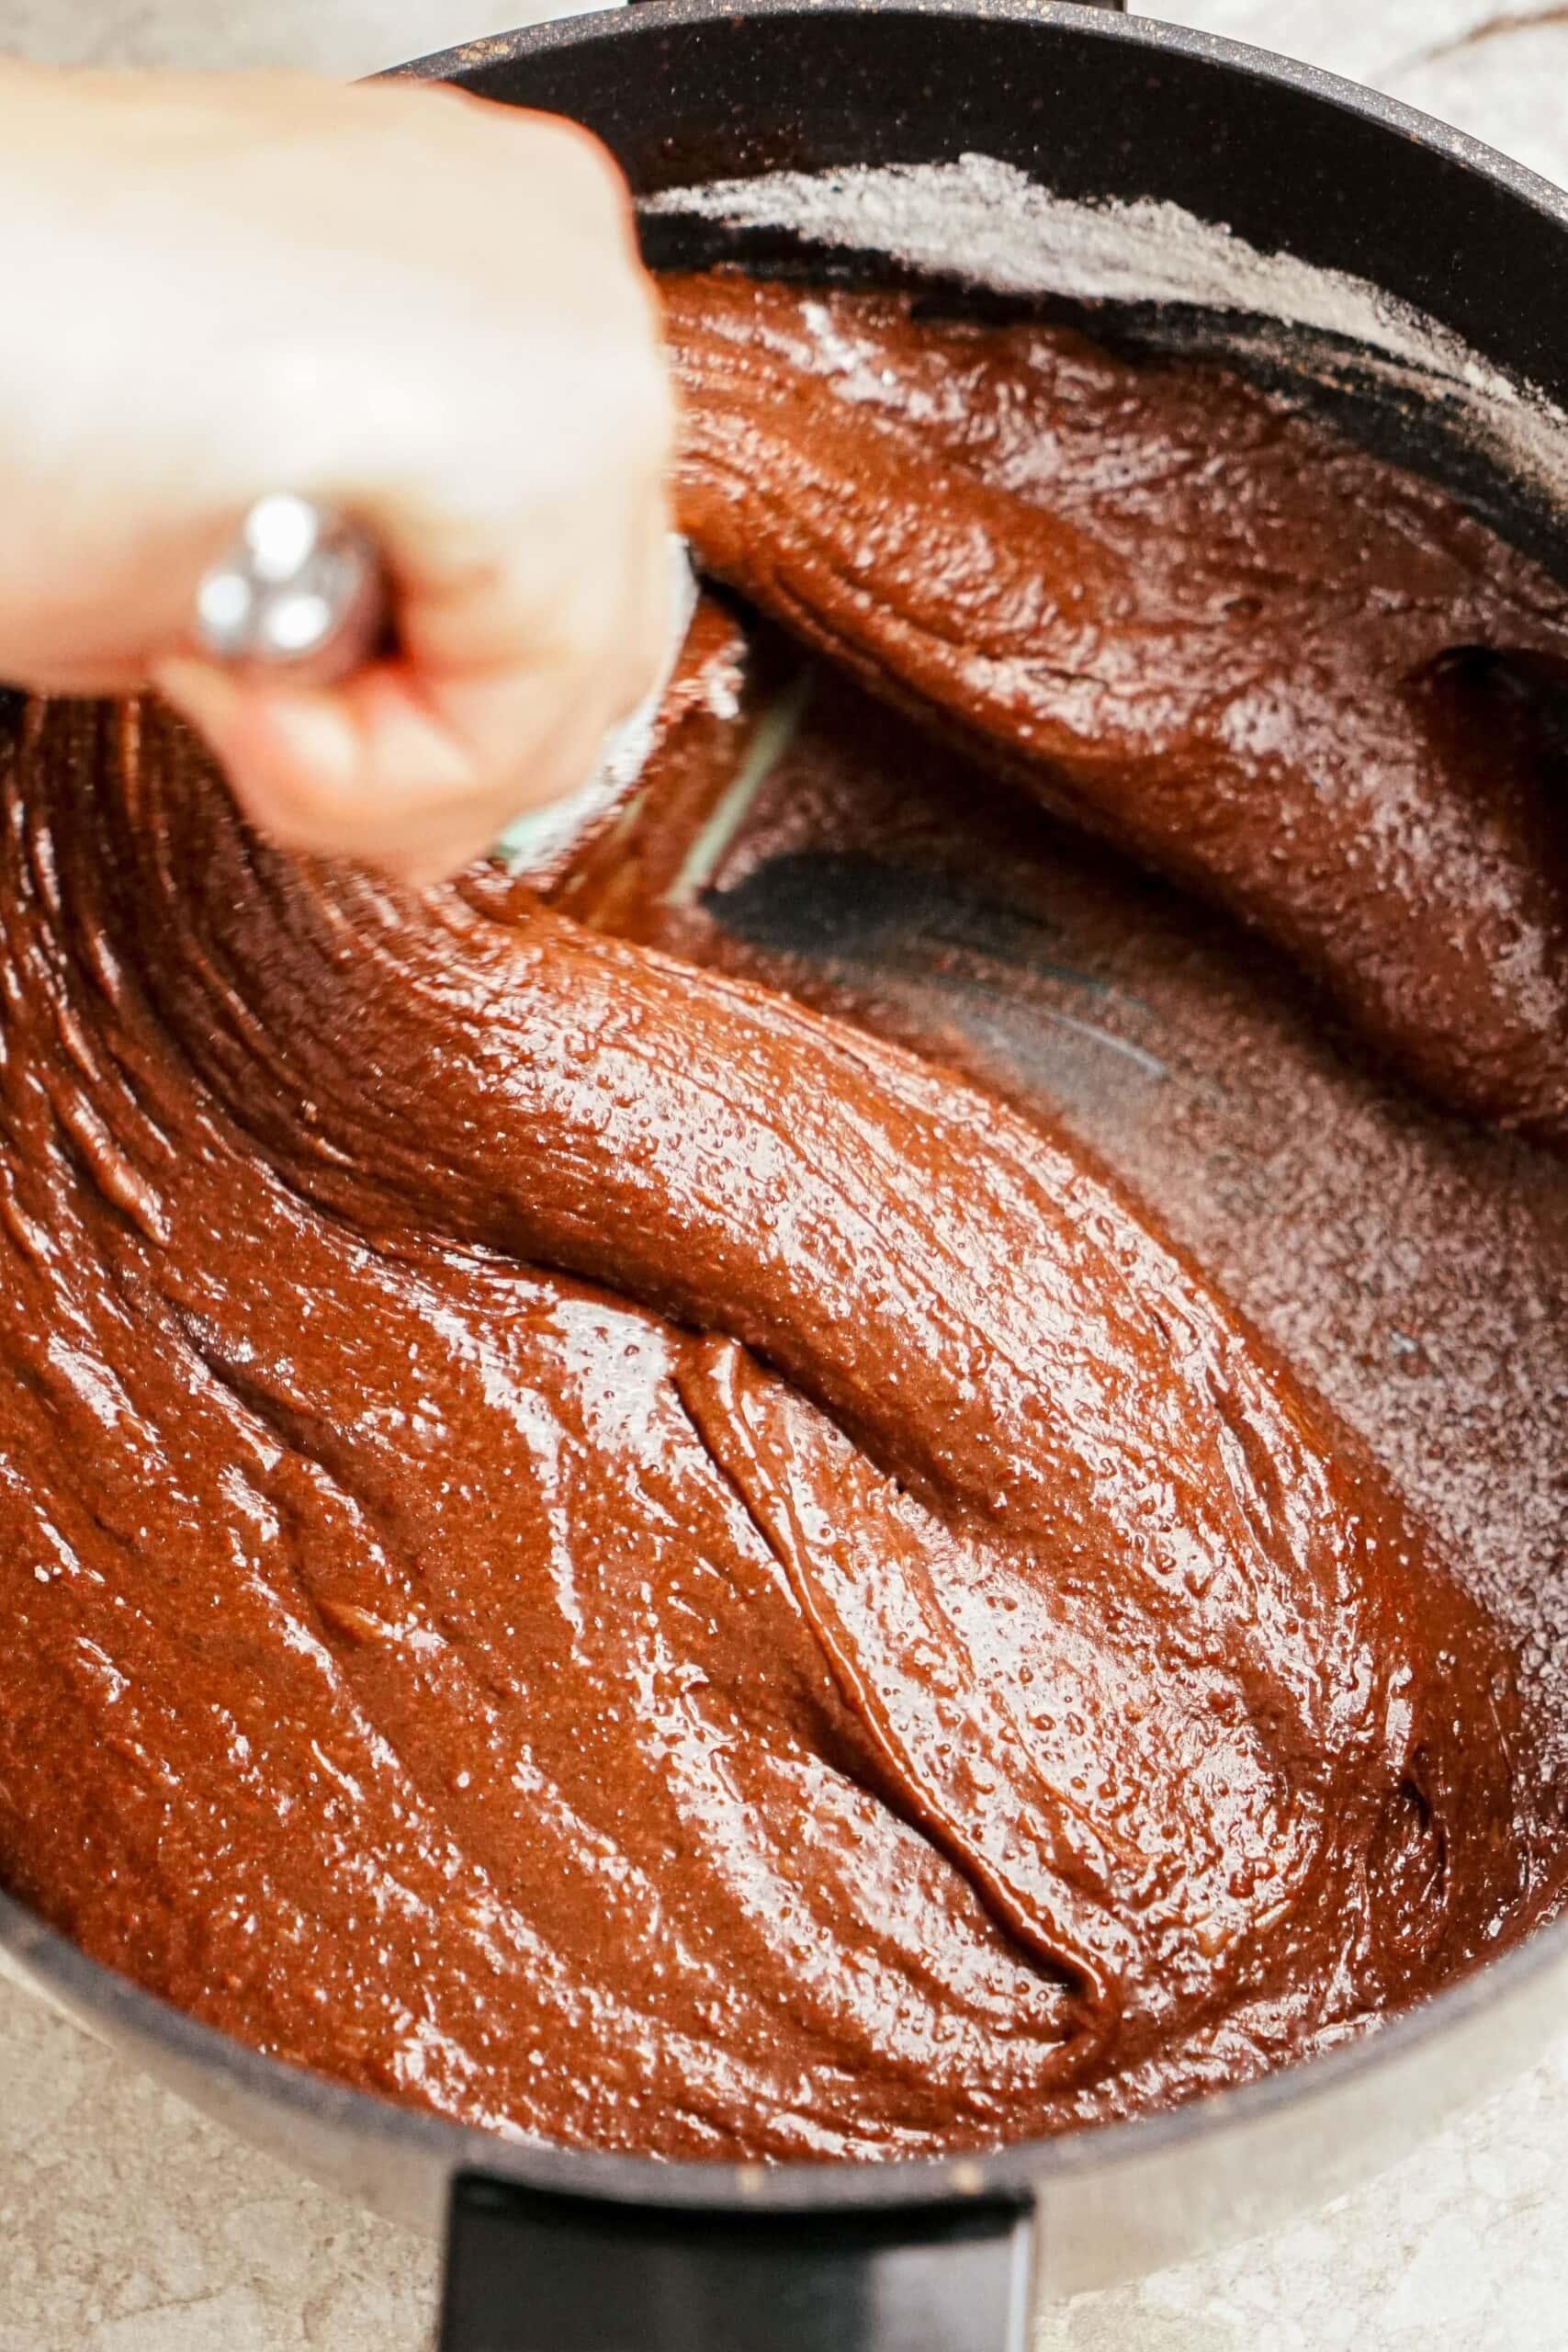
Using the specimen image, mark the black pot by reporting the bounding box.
[5,5,1568,2346]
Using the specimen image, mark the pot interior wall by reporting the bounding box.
[415,3,1568,401]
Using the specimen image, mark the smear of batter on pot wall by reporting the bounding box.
[1,220,1567,2157]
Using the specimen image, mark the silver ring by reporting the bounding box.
[195,494,388,681]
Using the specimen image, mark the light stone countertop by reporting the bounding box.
[1,2,1566,2346]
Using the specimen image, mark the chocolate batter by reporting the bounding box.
[665,274,1568,1141]
[0,276,1563,2161]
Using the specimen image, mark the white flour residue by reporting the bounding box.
[645,153,1568,515]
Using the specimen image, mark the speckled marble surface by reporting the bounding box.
[2,2,1567,2346]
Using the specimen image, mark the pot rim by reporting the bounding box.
[6,1865,1568,2211]
[6,0,1568,2219]
[396,0,1568,251]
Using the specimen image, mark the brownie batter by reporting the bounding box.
[665,274,1568,1142]
[0,278,1563,2161]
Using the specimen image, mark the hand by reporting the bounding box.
[0,64,675,880]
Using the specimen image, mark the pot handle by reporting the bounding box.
[438,2173,1036,2351]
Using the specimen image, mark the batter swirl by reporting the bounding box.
[0,277,1560,2156]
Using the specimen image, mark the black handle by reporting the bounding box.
[440,2176,1035,2352]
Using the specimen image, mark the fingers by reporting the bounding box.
[152,481,677,886]
[153,660,468,881]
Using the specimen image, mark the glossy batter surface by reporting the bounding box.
[0,284,1562,2160]
[666,274,1568,1140]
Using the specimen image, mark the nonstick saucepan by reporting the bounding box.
[4,3,1568,2345]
